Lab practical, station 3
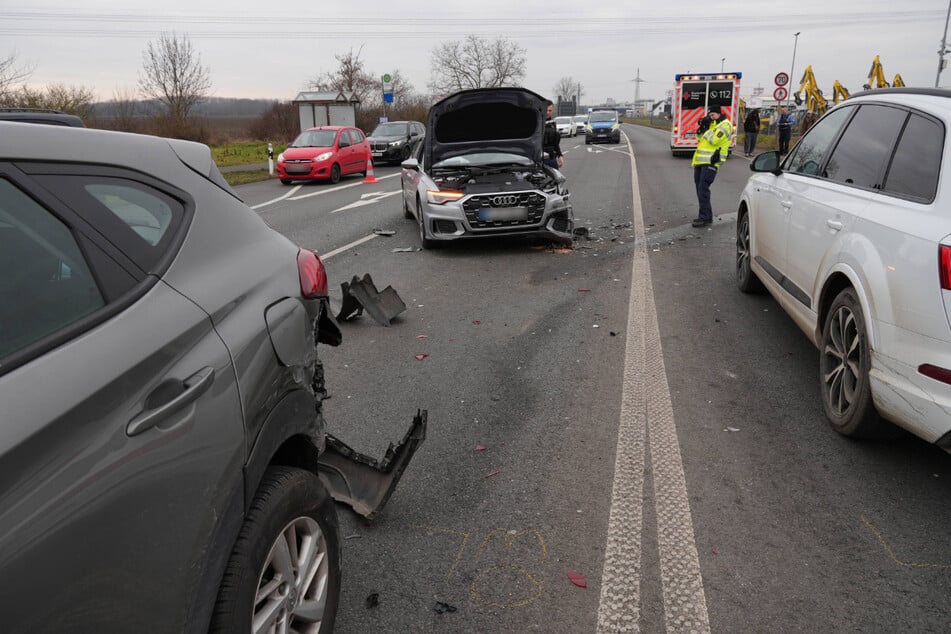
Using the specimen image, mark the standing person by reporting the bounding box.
[543,101,564,170]
[777,106,795,155]
[690,105,733,228]
[743,108,761,157]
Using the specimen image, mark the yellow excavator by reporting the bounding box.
[863,55,891,90]
[793,65,828,116]
[893,74,906,87]
[832,80,850,104]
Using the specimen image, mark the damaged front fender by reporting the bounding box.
[318,410,427,519]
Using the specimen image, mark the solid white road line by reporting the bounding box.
[597,130,711,633]
[319,234,379,261]
[250,172,400,210]
[250,184,301,209]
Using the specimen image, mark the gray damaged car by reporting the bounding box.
[400,87,574,249]
[0,121,425,633]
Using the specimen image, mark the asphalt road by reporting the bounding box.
[235,125,950,633]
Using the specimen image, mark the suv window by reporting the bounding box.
[786,105,854,176]
[32,174,186,273]
[823,105,906,189]
[0,179,104,358]
[883,112,943,202]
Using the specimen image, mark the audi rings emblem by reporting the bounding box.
[490,195,519,207]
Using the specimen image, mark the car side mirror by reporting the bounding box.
[751,151,781,174]
[401,157,419,171]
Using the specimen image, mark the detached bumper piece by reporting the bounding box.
[336,273,406,326]
[318,410,427,519]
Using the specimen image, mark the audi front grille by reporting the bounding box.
[461,192,547,229]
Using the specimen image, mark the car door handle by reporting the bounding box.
[827,219,843,231]
[127,366,215,436]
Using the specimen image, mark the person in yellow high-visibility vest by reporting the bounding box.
[691,105,733,227]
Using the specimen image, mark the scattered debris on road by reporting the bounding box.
[336,273,406,326]
[433,601,457,614]
[567,571,587,588]
[392,246,421,252]
[372,228,396,236]
[365,592,380,609]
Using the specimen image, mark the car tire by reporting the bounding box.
[329,164,341,184]
[280,179,292,185]
[416,195,436,250]
[210,466,341,634]
[402,183,413,219]
[736,212,764,293]
[819,288,893,438]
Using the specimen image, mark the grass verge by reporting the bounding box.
[223,170,275,187]
[212,141,287,167]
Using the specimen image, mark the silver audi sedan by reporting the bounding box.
[400,87,574,249]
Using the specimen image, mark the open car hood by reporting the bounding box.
[425,87,546,168]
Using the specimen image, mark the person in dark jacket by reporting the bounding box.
[777,107,795,155]
[743,108,760,157]
[543,101,564,169]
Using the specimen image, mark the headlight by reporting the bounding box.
[426,189,464,205]
[277,152,285,162]
[611,123,620,130]
[585,124,592,131]
[389,140,403,147]
[314,152,333,162]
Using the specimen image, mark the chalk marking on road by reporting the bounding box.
[597,130,711,633]
[861,516,951,569]
[330,190,400,214]
[250,184,301,209]
[319,233,378,261]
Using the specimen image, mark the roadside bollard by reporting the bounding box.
[267,142,274,176]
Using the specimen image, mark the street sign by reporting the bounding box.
[382,73,393,92]
[383,92,394,104]
[774,72,789,87]
[773,87,788,101]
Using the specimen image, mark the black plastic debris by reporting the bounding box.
[373,228,396,236]
[365,592,380,609]
[433,601,457,614]
[572,227,590,240]
[318,410,427,519]
[336,273,407,326]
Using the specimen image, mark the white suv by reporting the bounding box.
[735,88,951,452]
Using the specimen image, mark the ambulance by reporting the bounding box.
[670,72,741,157]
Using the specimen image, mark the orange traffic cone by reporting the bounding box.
[363,158,378,184]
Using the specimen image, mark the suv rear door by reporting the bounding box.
[0,166,244,631]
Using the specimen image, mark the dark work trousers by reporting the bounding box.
[693,164,718,223]
[544,156,559,169]
[778,126,791,154]
[743,132,758,155]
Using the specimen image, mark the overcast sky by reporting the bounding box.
[1,1,946,106]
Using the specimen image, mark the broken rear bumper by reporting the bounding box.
[317,410,427,519]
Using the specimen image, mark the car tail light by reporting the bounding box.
[940,244,951,291]
[297,249,328,298]
[919,363,951,385]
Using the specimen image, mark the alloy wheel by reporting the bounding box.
[252,516,330,634]
[821,304,862,417]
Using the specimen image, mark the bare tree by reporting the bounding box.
[0,51,34,102]
[138,32,212,123]
[9,83,96,119]
[108,87,142,132]
[553,77,583,104]
[428,35,526,94]
[311,46,376,105]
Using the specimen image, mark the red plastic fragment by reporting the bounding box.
[578,288,591,292]
[417,334,429,339]
[415,354,429,361]
[484,470,500,478]
[567,571,587,588]
[474,444,487,452]
[472,320,481,325]
[712,549,719,555]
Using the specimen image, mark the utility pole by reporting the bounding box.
[937,0,951,87]
[631,67,645,114]
[787,32,801,109]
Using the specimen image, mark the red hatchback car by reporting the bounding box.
[277,126,371,185]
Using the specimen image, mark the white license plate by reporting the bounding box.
[372,151,383,157]
[479,206,528,222]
